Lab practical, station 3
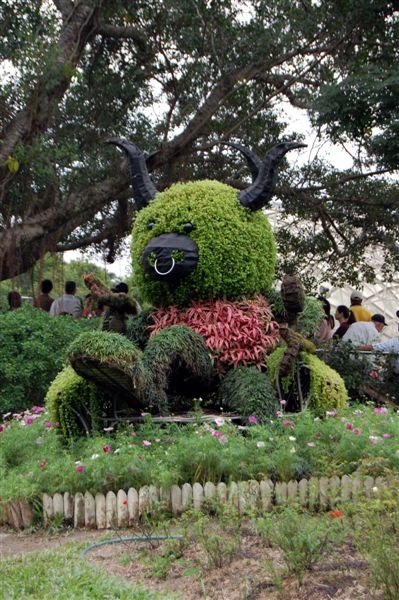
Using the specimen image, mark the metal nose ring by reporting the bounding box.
[154,257,175,276]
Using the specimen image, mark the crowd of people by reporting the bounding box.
[315,290,399,375]
[2,279,132,325]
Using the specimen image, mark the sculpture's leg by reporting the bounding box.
[141,325,215,413]
[218,366,278,421]
[45,366,107,439]
[67,330,146,406]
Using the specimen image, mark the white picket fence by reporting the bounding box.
[3,474,392,530]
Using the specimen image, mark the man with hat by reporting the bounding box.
[342,313,387,346]
[349,290,372,322]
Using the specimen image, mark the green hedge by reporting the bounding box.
[0,305,99,413]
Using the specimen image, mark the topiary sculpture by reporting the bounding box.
[46,139,347,435]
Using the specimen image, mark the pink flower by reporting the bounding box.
[102,444,111,453]
[369,370,379,379]
[39,460,47,468]
[103,426,114,433]
[374,407,388,414]
[353,428,361,436]
[248,416,258,424]
[214,417,225,427]
[75,464,84,473]
[211,429,222,438]
[369,436,379,445]
[31,406,45,414]
[382,433,392,438]
[346,422,353,430]
[326,410,336,417]
[0,424,5,433]
[279,399,287,406]
[142,440,152,446]
[282,419,294,428]
[44,421,52,428]
[276,410,284,418]
[25,416,33,425]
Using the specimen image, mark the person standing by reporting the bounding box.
[333,305,351,339]
[315,297,335,343]
[7,291,22,310]
[34,279,54,312]
[349,290,372,322]
[50,281,82,318]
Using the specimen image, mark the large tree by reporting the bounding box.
[0,0,398,288]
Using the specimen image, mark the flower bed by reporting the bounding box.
[1,403,398,512]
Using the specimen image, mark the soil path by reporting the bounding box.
[0,526,380,600]
[0,525,111,557]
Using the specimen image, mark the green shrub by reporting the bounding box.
[256,507,346,584]
[0,305,99,413]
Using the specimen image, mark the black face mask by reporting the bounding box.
[142,233,199,281]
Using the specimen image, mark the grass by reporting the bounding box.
[0,542,179,599]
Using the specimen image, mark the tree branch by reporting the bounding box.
[0,1,104,178]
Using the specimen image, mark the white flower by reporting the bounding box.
[288,436,296,442]
[91,454,100,460]
[290,447,296,453]
[114,448,121,454]
[256,441,266,448]
[75,460,82,465]
[214,417,225,427]
[372,486,379,494]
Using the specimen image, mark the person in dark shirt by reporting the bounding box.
[34,279,54,312]
[7,291,22,310]
[333,305,351,339]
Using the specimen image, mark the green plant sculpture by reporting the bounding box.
[46,139,347,436]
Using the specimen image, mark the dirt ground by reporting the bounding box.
[0,525,380,600]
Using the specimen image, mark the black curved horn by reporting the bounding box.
[106,137,158,210]
[218,141,262,182]
[238,141,306,211]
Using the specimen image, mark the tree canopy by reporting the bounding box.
[0,0,398,289]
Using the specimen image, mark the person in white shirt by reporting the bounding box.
[49,280,82,318]
[358,337,399,374]
[341,313,387,346]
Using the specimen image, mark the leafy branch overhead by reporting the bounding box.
[0,0,398,285]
